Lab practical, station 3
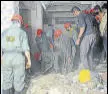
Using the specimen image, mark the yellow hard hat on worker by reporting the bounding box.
[78,69,91,83]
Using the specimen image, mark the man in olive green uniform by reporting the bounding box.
[1,14,31,94]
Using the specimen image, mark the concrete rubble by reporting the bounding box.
[26,71,107,94]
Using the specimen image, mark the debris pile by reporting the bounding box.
[26,71,107,94]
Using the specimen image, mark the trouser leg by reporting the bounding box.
[62,54,71,74]
[1,55,15,94]
[1,55,13,91]
[80,34,96,70]
[88,34,96,71]
[88,48,95,71]
[3,88,13,94]
[62,56,66,74]
[13,57,25,92]
[88,41,96,71]
[41,52,46,73]
[3,89,11,94]
[98,37,104,62]
[66,56,73,73]
[53,52,60,73]
[100,48,106,62]
[59,53,65,74]
[41,58,44,73]
[80,37,90,69]
[41,52,53,74]
[103,37,107,58]
[73,45,80,70]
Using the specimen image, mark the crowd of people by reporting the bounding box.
[1,3,107,94]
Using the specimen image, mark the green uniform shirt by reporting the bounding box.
[1,24,30,53]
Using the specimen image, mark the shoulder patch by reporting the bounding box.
[6,36,15,42]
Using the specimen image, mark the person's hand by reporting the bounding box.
[95,15,101,22]
[26,61,31,69]
[50,43,53,49]
[68,57,71,63]
[76,38,80,45]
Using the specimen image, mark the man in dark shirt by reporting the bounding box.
[71,6,97,71]
[94,4,107,63]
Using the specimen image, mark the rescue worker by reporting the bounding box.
[71,6,97,71]
[88,8,102,65]
[91,5,104,64]
[35,29,53,74]
[53,29,73,74]
[1,14,31,94]
[94,4,107,63]
[100,3,107,60]
[64,23,79,70]
[99,4,107,63]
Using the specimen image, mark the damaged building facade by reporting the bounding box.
[1,1,107,94]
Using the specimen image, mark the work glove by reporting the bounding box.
[50,43,53,49]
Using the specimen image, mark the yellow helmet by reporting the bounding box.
[78,69,91,83]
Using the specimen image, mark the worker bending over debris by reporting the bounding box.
[35,29,54,74]
[53,29,73,74]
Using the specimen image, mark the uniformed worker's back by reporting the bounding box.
[1,24,28,52]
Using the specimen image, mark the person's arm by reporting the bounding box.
[25,51,31,69]
[100,13,107,36]
[76,14,86,45]
[78,27,85,39]
[21,31,31,69]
